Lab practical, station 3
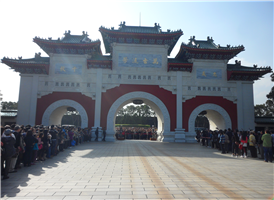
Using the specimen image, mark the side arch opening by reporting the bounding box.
[42,99,88,128]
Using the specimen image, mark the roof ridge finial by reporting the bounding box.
[235,60,241,66]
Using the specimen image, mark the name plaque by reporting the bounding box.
[55,63,82,75]
[197,69,222,79]
[118,53,162,68]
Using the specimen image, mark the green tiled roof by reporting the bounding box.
[183,36,244,50]
[168,58,192,64]
[34,31,99,44]
[227,63,272,72]
[103,21,182,34]
[2,54,49,64]
[1,110,17,117]
[255,117,274,124]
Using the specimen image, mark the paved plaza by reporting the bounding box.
[1,140,273,200]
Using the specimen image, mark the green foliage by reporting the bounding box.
[61,113,81,127]
[62,110,81,127]
[255,72,274,117]
[117,104,156,117]
[254,100,274,117]
[1,101,18,110]
[116,104,157,126]
[266,72,274,101]
[195,115,209,128]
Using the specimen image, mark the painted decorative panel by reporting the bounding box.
[55,63,82,75]
[118,53,162,68]
[196,69,222,79]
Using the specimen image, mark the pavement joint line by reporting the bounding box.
[139,143,244,199]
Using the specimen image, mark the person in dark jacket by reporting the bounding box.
[1,129,16,180]
[49,125,58,156]
[24,129,37,167]
[102,128,106,141]
[95,127,99,141]
[258,131,264,159]
[232,131,240,157]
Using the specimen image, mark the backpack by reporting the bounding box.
[225,134,230,143]
[2,137,16,157]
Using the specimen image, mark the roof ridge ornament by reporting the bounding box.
[235,60,241,66]
[35,52,41,59]
[207,36,213,42]
[64,30,71,37]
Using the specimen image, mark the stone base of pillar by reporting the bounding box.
[175,128,186,143]
[161,132,175,142]
[105,135,115,142]
[185,132,197,143]
[91,127,102,141]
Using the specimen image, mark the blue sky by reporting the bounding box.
[0,1,273,105]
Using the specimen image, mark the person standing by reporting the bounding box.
[102,128,106,141]
[262,130,273,162]
[95,127,99,141]
[24,129,37,167]
[258,131,264,159]
[232,131,240,158]
[49,125,58,156]
[219,130,226,154]
[68,128,74,147]
[240,131,248,158]
[249,131,257,158]
[1,129,16,180]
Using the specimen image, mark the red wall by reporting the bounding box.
[36,92,95,127]
[100,84,176,131]
[183,96,237,131]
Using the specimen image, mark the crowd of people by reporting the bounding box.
[115,127,157,140]
[196,128,274,162]
[1,124,94,180]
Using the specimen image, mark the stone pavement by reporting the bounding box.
[1,140,273,200]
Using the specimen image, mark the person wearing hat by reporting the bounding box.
[1,129,16,180]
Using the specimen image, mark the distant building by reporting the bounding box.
[1,22,272,142]
[1,110,17,126]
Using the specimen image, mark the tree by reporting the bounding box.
[254,72,274,117]
[61,107,81,126]
[266,72,274,101]
[254,100,274,117]
[1,101,18,110]
[116,104,156,125]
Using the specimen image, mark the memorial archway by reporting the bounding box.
[106,92,171,141]
[42,99,88,128]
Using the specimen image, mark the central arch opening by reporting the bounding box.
[115,103,158,140]
[106,92,171,142]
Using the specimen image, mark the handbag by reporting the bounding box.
[38,144,43,150]
[239,143,243,150]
